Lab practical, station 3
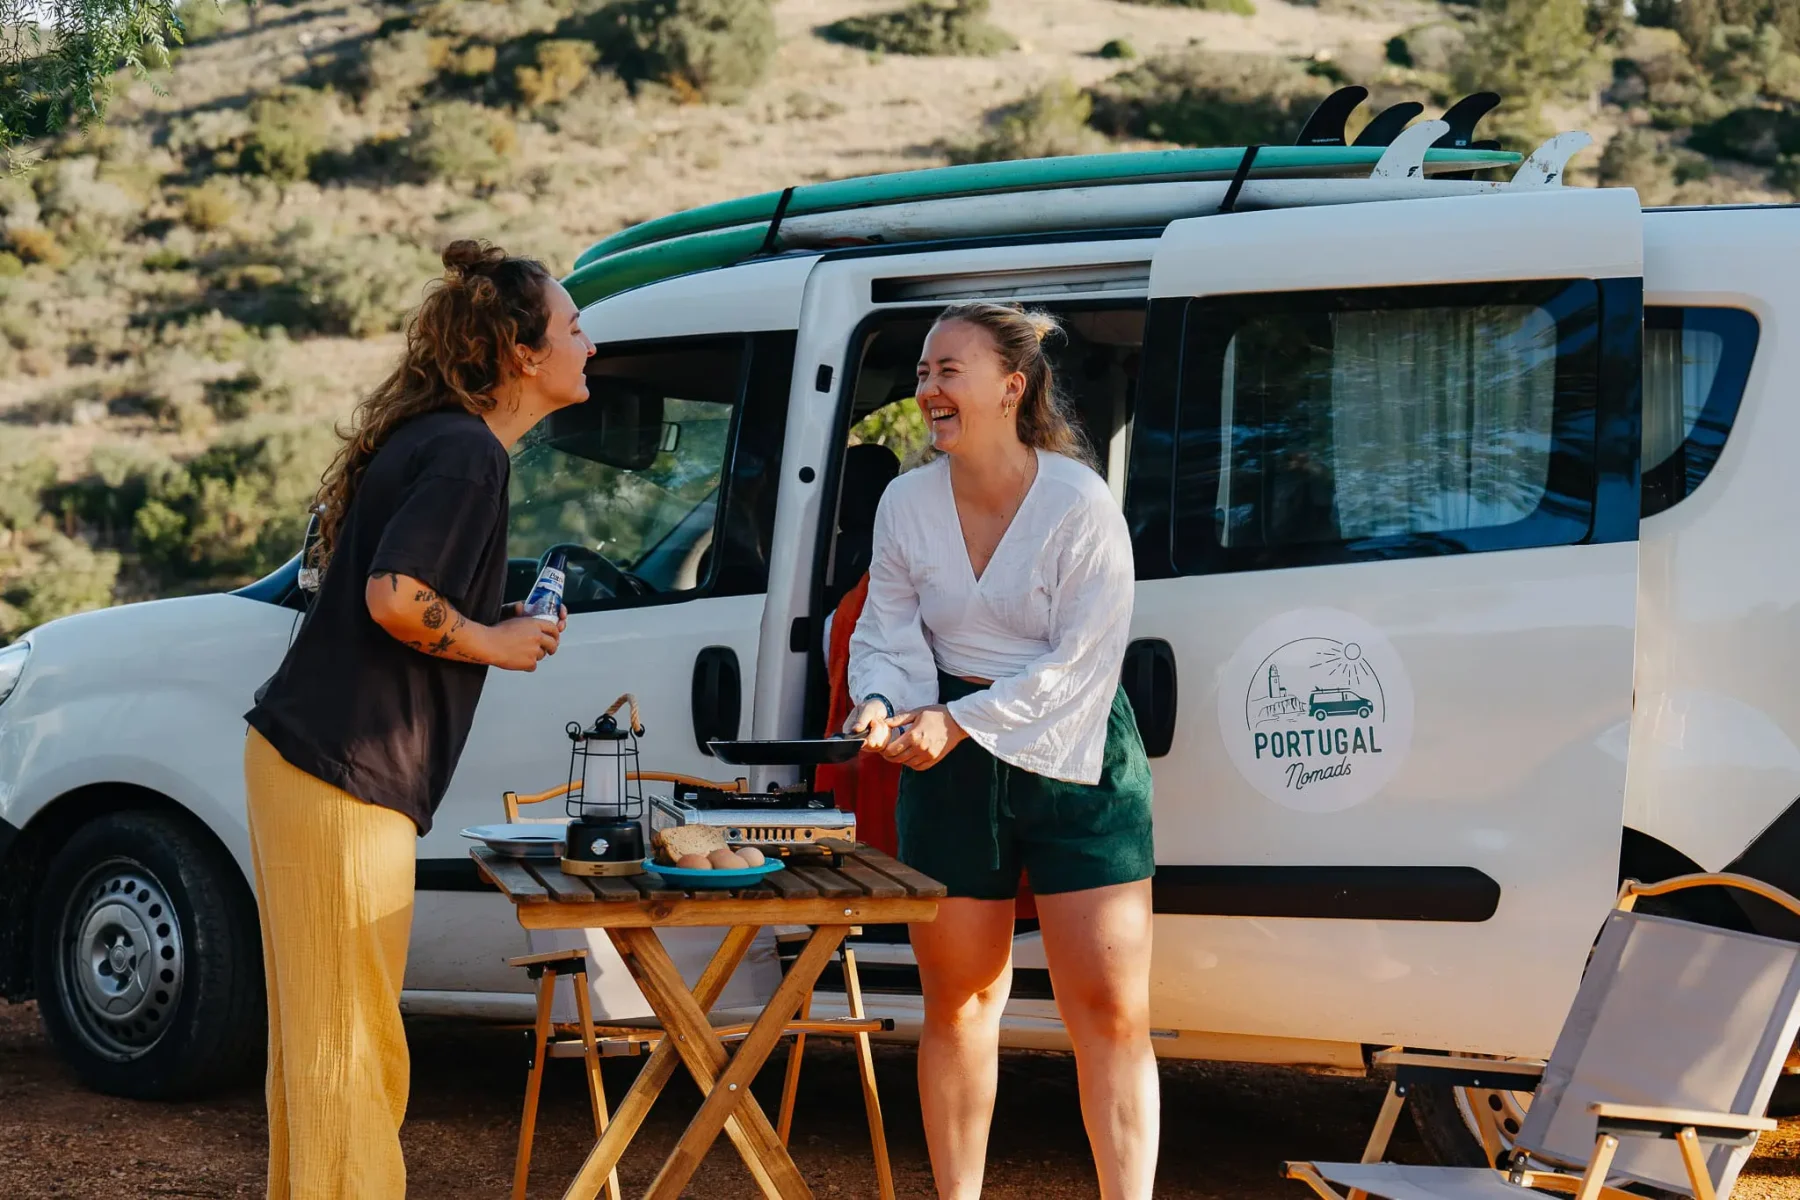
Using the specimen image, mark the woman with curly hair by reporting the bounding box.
[242,239,593,1198]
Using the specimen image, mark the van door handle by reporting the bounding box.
[691,646,742,755]
[1121,638,1177,758]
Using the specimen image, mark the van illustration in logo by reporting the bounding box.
[1308,687,1373,721]
[1219,611,1414,813]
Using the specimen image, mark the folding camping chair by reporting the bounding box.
[1285,872,1800,1200]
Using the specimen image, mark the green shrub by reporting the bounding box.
[36,156,142,234]
[246,86,337,182]
[1774,152,1800,194]
[1385,34,1413,67]
[288,234,443,337]
[359,30,455,109]
[421,0,568,42]
[823,0,1015,57]
[952,78,1112,163]
[1089,49,1332,146]
[0,253,21,278]
[133,428,332,580]
[615,0,779,101]
[6,226,65,267]
[1690,104,1800,163]
[516,39,600,108]
[1098,38,1137,61]
[1112,0,1254,12]
[402,100,518,184]
[0,531,121,644]
[1452,0,1602,139]
[176,0,237,43]
[446,42,499,78]
[182,178,239,231]
[0,456,55,532]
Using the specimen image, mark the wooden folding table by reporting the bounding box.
[472,842,945,1200]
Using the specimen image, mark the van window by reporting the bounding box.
[1171,281,1605,574]
[1641,306,1758,518]
[505,333,790,612]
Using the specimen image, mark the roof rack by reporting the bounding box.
[563,90,1589,310]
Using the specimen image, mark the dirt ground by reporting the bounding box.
[5,999,1800,1199]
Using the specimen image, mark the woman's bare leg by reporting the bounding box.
[909,898,1017,1200]
[1036,879,1158,1200]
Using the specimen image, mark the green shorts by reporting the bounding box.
[896,673,1155,901]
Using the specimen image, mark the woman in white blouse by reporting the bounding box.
[846,303,1157,1200]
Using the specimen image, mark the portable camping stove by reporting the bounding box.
[560,695,647,877]
[649,784,855,857]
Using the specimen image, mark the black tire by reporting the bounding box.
[32,809,265,1100]
[1408,1078,1518,1167]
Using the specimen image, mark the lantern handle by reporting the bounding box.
[602,693,645,737]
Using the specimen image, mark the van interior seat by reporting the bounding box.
[827,442,902,615]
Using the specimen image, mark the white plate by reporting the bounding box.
[460,823,568,858]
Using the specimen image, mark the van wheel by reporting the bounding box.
[32,810,264,1100]
[1407,1073,1532,1167]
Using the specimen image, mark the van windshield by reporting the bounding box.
[507,339,743,597]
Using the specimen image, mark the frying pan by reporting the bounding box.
[706,736,866,766]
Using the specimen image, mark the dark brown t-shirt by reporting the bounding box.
[247,409,511,833]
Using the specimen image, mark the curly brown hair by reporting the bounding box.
[310,239,554,570]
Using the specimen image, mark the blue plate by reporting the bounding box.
[641,857,786,889]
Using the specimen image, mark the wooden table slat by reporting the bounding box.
[786,863,861,899]
[831,859,907,899]
[762,867,821,900]
[471,848,550,902]
[528,860,599,903]
[847,849,948,899]
[631,872,683,899]
[588,874,644,902]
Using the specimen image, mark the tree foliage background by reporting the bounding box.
[1,0,188,161]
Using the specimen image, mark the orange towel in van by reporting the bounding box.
[820,574,1037,921]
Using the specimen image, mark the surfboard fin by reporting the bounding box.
[1351,101,1423,147]
[1295,86,1369,147]
[1432,92,1502,149]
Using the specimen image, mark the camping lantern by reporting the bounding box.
[560,695,646,877]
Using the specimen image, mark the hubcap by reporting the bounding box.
[1454,1075,1532,1164]
[57,861,184,1061]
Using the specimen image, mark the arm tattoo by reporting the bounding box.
[371,571,401,592]
[422,600,447,630]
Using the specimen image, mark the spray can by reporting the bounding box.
[523,550,567,623]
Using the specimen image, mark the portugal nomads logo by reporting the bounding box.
[1217,608,1414,813]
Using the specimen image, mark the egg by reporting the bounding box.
[675,853,713,870]
[737,846,766,867]
[709,848,748,869]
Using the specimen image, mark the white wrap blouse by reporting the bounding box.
[847,450,1135,785]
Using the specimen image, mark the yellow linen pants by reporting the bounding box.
[245,728,417,1200]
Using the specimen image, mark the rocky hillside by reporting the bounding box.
[0,0,1791,641]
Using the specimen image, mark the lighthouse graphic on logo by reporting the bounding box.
[1246,638,1385,731]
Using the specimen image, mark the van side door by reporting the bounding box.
[1128,188,1644,1057]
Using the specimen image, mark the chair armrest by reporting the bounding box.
[1373,1051,1545,1090]
[1589,1102,1775,1143]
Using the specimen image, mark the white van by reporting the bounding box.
[1,102,1793,1164]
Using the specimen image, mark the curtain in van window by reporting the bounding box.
[1326,306,1558,539]
[1643,326,1725,474]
